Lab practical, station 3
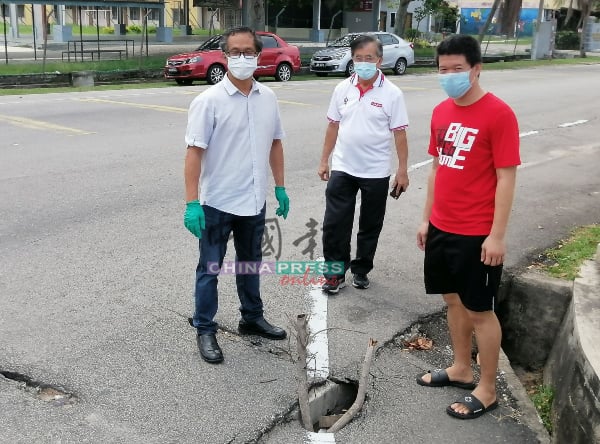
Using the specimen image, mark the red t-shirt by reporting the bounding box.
[428,93,521,236]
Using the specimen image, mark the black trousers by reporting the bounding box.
[322,170,389,278]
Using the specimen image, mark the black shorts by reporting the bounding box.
[424,223,502,312]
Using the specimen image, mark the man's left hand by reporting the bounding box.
[275,186,289,219]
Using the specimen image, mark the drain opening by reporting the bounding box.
[0,370,76,406]
[305,380,359,432]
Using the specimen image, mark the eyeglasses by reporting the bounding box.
[225,51,259,59]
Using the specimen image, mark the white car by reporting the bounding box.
[310,31,415,77]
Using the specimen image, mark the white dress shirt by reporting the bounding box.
[185,76,285,216]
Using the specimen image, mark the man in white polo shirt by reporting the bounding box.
[318,34,410,294]
[183,26,290,364]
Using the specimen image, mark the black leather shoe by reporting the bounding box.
[196,333,224,364]
[238,318,287,340]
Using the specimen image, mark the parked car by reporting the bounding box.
[310,32,414,77]
[164,31,301,85]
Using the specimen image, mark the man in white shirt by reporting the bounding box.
[184,26,290,364]
[318,34,410,294]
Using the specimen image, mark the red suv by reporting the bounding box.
[165,31,301,85]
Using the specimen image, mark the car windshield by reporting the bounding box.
[328,34,360,48]
[195,35,222,51]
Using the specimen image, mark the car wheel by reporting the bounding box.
[275,63,292,82]
[394,57,407,75]
[207,64,226,85]
[345,60,354,77]
[175,79,193,86]
[316,73,328,77]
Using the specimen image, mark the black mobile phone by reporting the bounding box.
[390,184,404,199]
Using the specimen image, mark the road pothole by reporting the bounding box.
[305,380,359,432]
[0,370,77,406]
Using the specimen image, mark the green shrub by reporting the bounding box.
[102,26,114,34]
[147,26,157,34]
[530,385,554,434]
[405,29,422,41]
[555,30,580,49]
[413,38,433,49]
[127,24,142,34]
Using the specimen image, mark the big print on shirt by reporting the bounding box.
[436,122,479,170]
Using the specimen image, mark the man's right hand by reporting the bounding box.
[184,200,206,238]
[318,160,330,181]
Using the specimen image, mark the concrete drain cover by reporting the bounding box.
[306,381,358,432]
[1,370,76,406]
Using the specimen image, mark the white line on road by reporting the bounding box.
[305,257,335,442]
[558,120,588,128]
[519,130,539,137]
[407,158,433,172]
[307,284,329,380]
[306,431,337,443]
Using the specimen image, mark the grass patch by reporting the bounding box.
[529,384,554,434]
[482,56,600,70]
[535,224,600,280]
[0,56,167,75]
[414,47,436,58]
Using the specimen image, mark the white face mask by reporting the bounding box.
[227,56,258,80]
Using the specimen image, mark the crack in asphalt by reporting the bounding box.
[0,369,76,406]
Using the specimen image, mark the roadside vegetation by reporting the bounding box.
[0,23,220,37]
[535,224,600,280]
[1,56,167,75]
[523,224,600,434]
[529,384,555,434]
[1,54,599,96]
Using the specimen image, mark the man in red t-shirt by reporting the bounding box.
[415,35,520,420]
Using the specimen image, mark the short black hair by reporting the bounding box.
[350,34,383,58]
[220,26,263,53]
[436,34,482,67]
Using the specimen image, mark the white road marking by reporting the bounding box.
[519,130,539,137]
[407,158,433,172]
[307,284,330,380]
[305,258,335,442]
[306,431,337,443]
[558,120,588,128]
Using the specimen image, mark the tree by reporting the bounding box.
[477,0,502,43]
[579,0,593,57]
[394,0,413,37]
[499,0,522,38]
[250,0,266,30]
[413,4,431,35]
[409,0,459,38]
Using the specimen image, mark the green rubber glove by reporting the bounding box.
[184,200,206,238]
[274,186,290,219]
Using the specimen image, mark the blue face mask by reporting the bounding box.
[354,62,377,80]
[438,71,472,98]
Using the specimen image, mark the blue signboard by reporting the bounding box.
[461,8,538,37]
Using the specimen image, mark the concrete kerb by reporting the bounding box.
[498,244,600,443]
[498,349,551,444]
[543,244,600,444]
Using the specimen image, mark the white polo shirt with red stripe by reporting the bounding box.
[327,71,409,178]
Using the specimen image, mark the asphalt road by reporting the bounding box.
[1,64,599,443]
